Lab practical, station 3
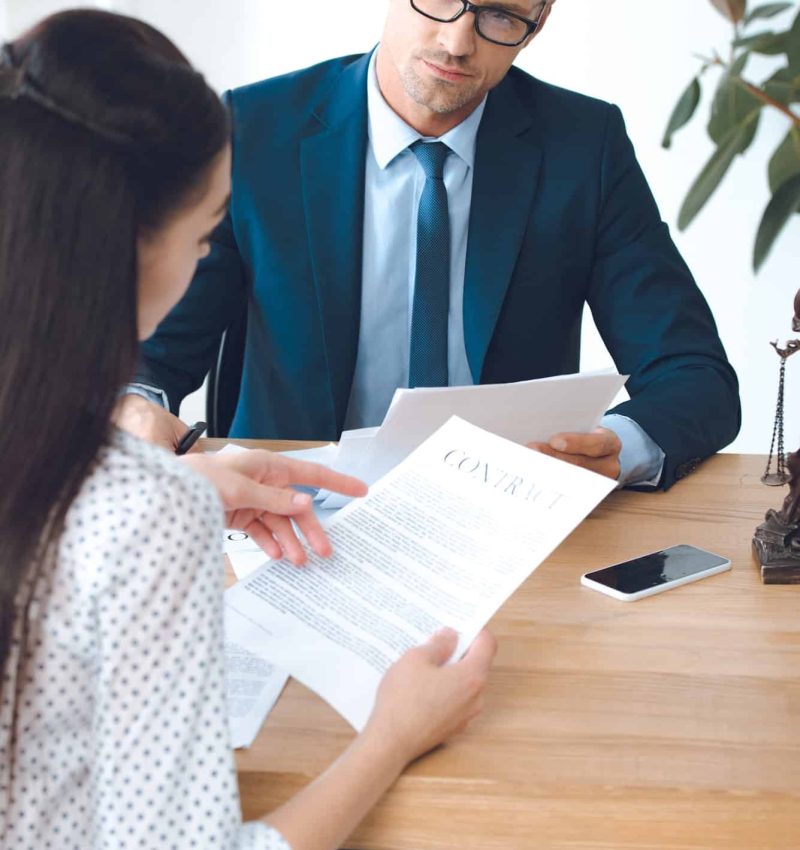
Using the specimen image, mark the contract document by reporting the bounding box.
[225,417,616,730]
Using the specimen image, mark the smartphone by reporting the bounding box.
[580,544,731,601]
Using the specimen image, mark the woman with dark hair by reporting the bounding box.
[0,10,495,849]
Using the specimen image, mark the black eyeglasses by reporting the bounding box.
[410,0,544,47]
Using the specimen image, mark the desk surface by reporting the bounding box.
[221,445,800,850]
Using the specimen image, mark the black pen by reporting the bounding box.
[176,421,207,455]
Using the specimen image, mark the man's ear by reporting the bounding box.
[535,0,556,34]
[521,0,555,49]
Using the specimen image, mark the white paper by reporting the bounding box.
[225,639,289,749]
[281,443,339,467]
[315,427,378,504]
[223,529,262,555]
[225,416,616,731]
[319,370,626,508]
[228,550,269,581]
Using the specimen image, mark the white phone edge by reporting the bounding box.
[579,558,732,602]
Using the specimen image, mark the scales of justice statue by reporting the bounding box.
[753,290,800,584]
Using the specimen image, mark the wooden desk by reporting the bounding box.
[222,445,800,850]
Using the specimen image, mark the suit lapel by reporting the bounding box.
[300,55,370,434]
[464,76,542,382]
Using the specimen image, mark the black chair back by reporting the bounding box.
[206,305,247,438]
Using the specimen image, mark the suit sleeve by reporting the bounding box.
[587,105,740,489]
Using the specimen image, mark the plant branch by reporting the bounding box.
[695,53,800,128]
[735,77,800,127]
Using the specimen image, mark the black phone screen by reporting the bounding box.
[584,545,729,594]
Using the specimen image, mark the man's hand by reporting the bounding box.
[114,394,189,452]
[527,426,621,481]
[181,450,368,565]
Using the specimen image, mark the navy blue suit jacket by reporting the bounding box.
[138,52,740,489]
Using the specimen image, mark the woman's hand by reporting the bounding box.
[180,450,367,564]
[262,629,497,850]
[364,628,497,766]
[114,393,189,451]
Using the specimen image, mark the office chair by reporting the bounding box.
[205,304,247,438]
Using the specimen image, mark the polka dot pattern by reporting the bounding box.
[1,430,289,849]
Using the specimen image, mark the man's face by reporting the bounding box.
[380,0,546,116]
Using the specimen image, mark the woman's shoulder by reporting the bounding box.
[59,430,222,582]
[93,429,220,514]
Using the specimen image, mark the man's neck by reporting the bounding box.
[375,46,481,138]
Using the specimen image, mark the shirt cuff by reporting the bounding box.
[125,383,171,413]
[601,413,665,489]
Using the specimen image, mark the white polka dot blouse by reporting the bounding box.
[0,430,290,849]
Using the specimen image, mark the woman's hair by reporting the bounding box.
[0,8,229,761]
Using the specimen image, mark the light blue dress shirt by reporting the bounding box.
[343,51,665,488]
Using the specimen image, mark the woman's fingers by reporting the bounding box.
[256,514,307,565]
[239,451,368,498]
[291,509,333,558]
[240,520,283,560]
[283,458,368,498]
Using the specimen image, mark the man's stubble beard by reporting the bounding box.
[401,62,482,115]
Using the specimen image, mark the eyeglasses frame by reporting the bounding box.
[409,0,548,48]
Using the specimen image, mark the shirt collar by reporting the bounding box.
[367,47,487,172]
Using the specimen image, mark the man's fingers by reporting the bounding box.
[528,442,590,466]
[527,443,620,480]
[547,429,620,458]
[527,441,557,457]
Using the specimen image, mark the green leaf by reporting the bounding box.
[788,7,800,72]
[662,78,702,149]
[709,0,748,23]
[745,3,794,25]
[733,30,790,53]
[769,126,800,193]
[763,66,800,104]
[753,173,800,270]
[679,115,760,230]
[708,53,761,145]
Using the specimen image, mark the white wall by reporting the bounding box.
[3,0,799,453]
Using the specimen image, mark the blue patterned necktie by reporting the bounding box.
[409,140,451,389]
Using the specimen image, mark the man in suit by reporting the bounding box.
[119,0,740,489]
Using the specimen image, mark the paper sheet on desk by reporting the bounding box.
[314,427,378,503]
[225,416,616,731]
[225,639,289,749]
[319,370,626,509]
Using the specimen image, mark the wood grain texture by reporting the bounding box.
[221,446,800,849]
[202,437,330,454]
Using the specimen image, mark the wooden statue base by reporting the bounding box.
[753,511,800,584]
